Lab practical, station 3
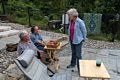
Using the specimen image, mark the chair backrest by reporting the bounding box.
[15,49,51,80]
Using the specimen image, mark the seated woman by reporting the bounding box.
[17,30,48,64]
[30,26,46,51]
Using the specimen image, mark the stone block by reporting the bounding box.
[0,73,6,80]
[0,30,19,38]
[6,64,23,78]
[0,26,11,32]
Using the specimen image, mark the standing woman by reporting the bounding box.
[66,8,87,71]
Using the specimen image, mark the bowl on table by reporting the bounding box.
[46,40,60,48]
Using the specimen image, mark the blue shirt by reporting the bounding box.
[68,17,87,44]
[30,33,44,50]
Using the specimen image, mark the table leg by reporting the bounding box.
[87,78,92,80]
[46,49,60,72]
[47,50,53,63]
[51,51,60,72]
[51,50,55,60]
[54,62,60,73]
[84,78,88,80]
[53,51,59,61]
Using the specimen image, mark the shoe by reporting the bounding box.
[67,65,75,68]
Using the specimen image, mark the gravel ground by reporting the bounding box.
[83,39,120,49]
[0,49,17,73]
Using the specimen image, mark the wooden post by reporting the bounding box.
[27,7,31,27]
[0,0,7,15]
[64,13,66,34]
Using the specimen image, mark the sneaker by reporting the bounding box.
[67,65,75,68]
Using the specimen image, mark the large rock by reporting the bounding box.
[0,35,19,50]
[116,57,120,74]
[6,77,17,80]
[6,64,23,78]
[0,30,19,38]
[110,74,120,80]
[0,73,6,80]
[0,26,11,32]
[98,49,109,56]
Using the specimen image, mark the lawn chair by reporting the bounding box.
[14,49,72,80]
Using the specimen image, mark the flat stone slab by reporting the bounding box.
[6,64,22,78]
[58,56,120,80]
[0,26,11,32]
[0,35,20,49]
[0,73,6,80]
[0,30,19,39]
[57,46,120,80]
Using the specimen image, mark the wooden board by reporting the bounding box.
[79,60,110,79]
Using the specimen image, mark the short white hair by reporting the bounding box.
[19,30,28,39]
[67,8,78,17]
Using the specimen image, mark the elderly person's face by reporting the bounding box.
[68,15,75,21]
[22,32,29,42]
[67,8,78,21]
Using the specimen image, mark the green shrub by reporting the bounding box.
[87,34,112,41]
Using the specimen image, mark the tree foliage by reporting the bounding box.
[1,0,119,15]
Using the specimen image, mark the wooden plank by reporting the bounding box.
[79,60,110,79]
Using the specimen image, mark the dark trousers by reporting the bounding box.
[70,41,83,70]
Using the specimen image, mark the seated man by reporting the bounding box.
[17,30,48,64]
[30,26,46,51]
[17,30,36,55]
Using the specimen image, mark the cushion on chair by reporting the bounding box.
[17,49,35,68]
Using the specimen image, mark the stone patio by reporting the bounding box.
[0,25,120,80]
[4,47,120,80]
[58,47,120,80]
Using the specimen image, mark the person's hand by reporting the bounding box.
[82,38,88,42]
[82,39,85,42]
[43,41,47,46]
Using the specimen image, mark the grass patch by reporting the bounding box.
[8,15,48,28]
[87,34,112,41]
[9,15,63,33]
[14,17,28,25]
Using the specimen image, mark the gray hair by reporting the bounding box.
[19,30,28,39]
[67,8,78,17]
